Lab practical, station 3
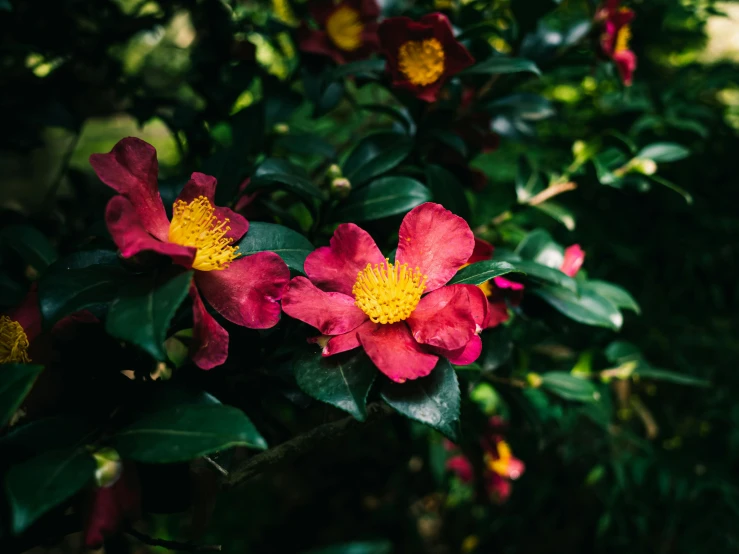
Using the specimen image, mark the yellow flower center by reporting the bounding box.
[326,5,364,52]
[352,259,427,324]
[486,440,520,478]
[398,38,445,86]
[0,316,30,364]
[168,196,239,272]
[615,23,631,53]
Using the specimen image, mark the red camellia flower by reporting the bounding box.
[90,138,290,370]
[378,13,474,103]
[298,0,380,64]
[597,0,636,86]
[282,203,488,382]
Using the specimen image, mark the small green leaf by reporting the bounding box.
[539,372,600,402]
[0,224,57,271]
[584,280,640,314]
[251,158,325,201]
[106,270,193,361]
[462,56,541,76]
[532,284,622,330]
[235,222,314,273]
[334,176,432,222]
[448,260,520,285]
[295,349,376,421]
[6,447,95,533]
[647,173,693,204]
[634,368,710,388]
[0,364,44,427]
[343,132,414,187]
[424,164,470,219]
[381,358,461,441]
[636,142,690,163]
[111,404,266,463]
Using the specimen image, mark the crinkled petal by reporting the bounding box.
[89,137,170,240]
[105,196,196,267]
[282,276,368,335]
[407,285,478,351]
[357,322,438,382]
[396,203,474,292]
[189,285,229,370]
[425,12,474,75]
[436,334,482,366]
[310,320,378,357]
[196,252,289,329]
[304,223,385,295]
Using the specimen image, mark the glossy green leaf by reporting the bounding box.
[539,372,601,403]
[424,164,470,219]
[448,260,520,285]
[235,222,314,273]
[343,132,414,187]
[111,404,266,463]
[584,280,640,314]
[6,447,95,533]
[532,284,622,330]
[633,367,710,388]
[533,201,576,231]
[636,142,690,162]
[106,271,193,361]
[0,224,57,271]
[380,358,461,441]
[514,229,564,267]
[294,349,376,421]
[251,158,325,201]
[274,134,336,159]
[334,176,432,222]
[359,104,414,133]
[0,364,44,427]
[502,260,577,292]
[462,56,541,76]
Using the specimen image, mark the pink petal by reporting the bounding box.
[437,334,482,365]
[446,455,474,482]
[614,49,637,86]
[560,244,585,277]
[396,203,474,292]
[494,277,524,291]
[105,196,196,267]
[304,223,385,295]
[196,252,289,329]
[407,285,478,351]
[189,285,229,370]
[467,238,493,264]
[175,173,248,242]
[357,322,438,382]
[310,320,378,357]
[486,473,511,503]
[506,457,525,480]
[485,298,510,328]
[282,276,368,336]
[89,137,170,241]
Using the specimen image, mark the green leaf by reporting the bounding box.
[380,358,461,441]
[584,280,640,314]
[0,224,57,271]
[359,104,414,133]
[514,229,563,267]
[533,202,576,231]
[6,447,95,533]
[0,364,44,427]
[343,132,414,187]
[488,94,555,121]
[0,415,95,454]
[539,372,601,403]
[111,404,266,463]
[235,222,314,273]
[294,349,376,421]
[515,155,545,203]
[106,271,193,361]
[328,58,386,81]
[274,134,336,159]
[303,541,393,554]
[532,284,622,330]
[448,260,520,285]
[502,260,577,292]
[480,328,513,372]
[633,367,710,388]
[251,158,325,201]
[636,142,690,162]
[462,56,541,76]
[424,164,471,219]
[38,250,127,328]
[334,176,432,222]
[647,173,693,204]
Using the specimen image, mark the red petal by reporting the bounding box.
[357,322,438,382]
[105,196,196,267]
[446,454,474,482]
[467,237,494,264]
[312,320,378,356]
[436,334,482,365]
[196,252,289,329]
[426,12,475,76]
[614,49,637,86]
[304,223,385,295]
[560,244,585,277]
[89,137,170,240]
[407,285,478,351]
[282,277,368,335]
[190,285,229,370]
[485,297,510,328]
[396,203,474,292]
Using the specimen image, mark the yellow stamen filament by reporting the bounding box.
[168,196,238,272]
[0,316,30,364]
[352,259,427,324]
[398,38,445,86]
[326,5,364,52]
[615,23,631,53]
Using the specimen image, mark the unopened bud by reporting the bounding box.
[326,163,343,180]
[526,372,543,388]
[272,122,289,135]
[91,447,122,487]
[572,140,587,157]
[632,158,658,175]
[330,177,351,198]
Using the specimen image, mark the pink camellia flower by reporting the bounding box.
[596,0,636,86]
[282,203,488,382]
[90,137,290,370]
[297,0,380,65]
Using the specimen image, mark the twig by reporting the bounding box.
[525,181,578,206]
[203,455,229,477]
[126,527,222,552]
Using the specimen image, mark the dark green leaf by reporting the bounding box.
[334,176,432,222]
[274,134,336,159]
[0,364,44,427]
[604,341,640,364]
[294,349,376,421]
[501,260,577,292]
[235,222,314,273]
[0,415,95,454]
[532,284,623,330]
[302,541,393,554]
[343,132,414,187]
[539,372,600,402]
[381,358,461,441]
[328,58,386,81]
[111,404,266,463]
[462,57,541,76]
[584,280,640,314]
[647,174,693,204]
[514,229,563,266]
[424,165,470,219]
[106,271,193,361]
[488,94,555,121]
[634,368,710,388]
[481,328,513,372]
[448,260,520,285]
[515,155,545,203]
[0,224,57,271]
[533,201,576,231]
[359,104,414,133]
[251,158,325,201]
[636,142,690,162]
[6,447,95,533]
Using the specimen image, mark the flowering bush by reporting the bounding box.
[0,0,730,552]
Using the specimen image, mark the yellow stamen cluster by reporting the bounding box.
[353,259,427,324]
[398,38,445,86]
[326,5,364,52]
[486,440,520,478]
[168,196,238,272]
[614,23,631,53]
[0,316,30,364]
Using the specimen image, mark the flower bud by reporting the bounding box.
[526,372,543,388]
[272,122,289,135]
[330,177,352,198]
[326,163,343,180]
[631,158,658,175]
[92,447,123,487]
